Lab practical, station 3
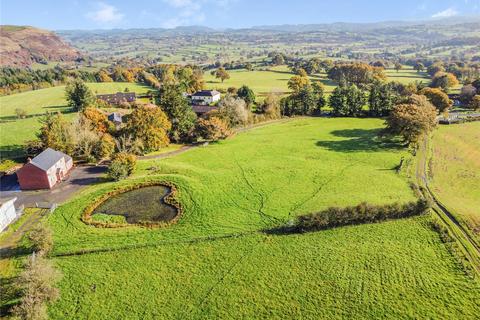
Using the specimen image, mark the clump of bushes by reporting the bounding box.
[294,199,430,232]
[28,224,54,255]
[107,152,137,181]
[11,255,62,320]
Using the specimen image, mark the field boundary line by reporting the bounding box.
[417,136,480,274]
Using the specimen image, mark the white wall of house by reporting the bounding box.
[46,157,67,188]
[191,93,221,105]
[0,198,18,232]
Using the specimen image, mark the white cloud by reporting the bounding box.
[160,0,234,28]
[431,8,458,18]
[86,2,124,24]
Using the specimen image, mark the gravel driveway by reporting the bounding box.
[0,165,107,207]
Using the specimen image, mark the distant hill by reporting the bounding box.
[0,25,82,67]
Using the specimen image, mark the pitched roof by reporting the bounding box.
[192,105,218,114]
[30,148,70,171]
[192,90,220,97]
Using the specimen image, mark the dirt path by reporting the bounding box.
[416,137,480,273]
[0,208,47,252]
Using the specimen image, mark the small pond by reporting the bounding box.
[92,186,178,224]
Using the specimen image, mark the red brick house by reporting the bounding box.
[17,148,73,190]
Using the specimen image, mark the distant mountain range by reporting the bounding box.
[57,16,480,35]
[0,25,82,67]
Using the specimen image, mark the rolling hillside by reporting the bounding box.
[0,25,82,67]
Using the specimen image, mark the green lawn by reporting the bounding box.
[0,82,150,159]
[431,122,480,240]
[41,118,479,319]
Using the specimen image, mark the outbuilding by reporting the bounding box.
[16,148,73,190]
[0,197,19,232]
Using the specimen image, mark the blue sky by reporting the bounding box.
[1,0,480,30]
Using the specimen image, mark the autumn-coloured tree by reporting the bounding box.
[431,72,459,91]
[82,107,110,133]
[37,112,75,155]
[258,93,281,119]
[384,94,437,146]
[215,67,230,83]
[327,62,386,86]
[12,255,61,320]
[126,105,171,151]
[469,95,480,110]
[287,75,310,93]
[107,152,137,181]
[459,84,477,104]
[194,117,231,142]
[97,70,113,82]
[420,87,452,112]
[95,133,116,159]
[427,62,445,77]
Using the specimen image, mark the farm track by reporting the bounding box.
[417,137,480,274]
[0,208,48,252]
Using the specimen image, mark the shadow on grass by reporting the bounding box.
[0,275,21,317]
[0,246,31,316]
[316,128,404,153]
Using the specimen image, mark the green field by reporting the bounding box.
[42,118,480,319]
[204,65,429,97]
[0,82,151,159]
[431,122,480,240]
[0,82,151,118]
[385,67,430,85]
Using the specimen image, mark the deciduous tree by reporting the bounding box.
[431,72,459,91]
[384,94,437,146]
[194,117,231,141]
[420,87,452,112]
[125,105,171,151]
[329,84,367,117]
[215,67,230,83]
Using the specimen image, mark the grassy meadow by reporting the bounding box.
[0,82,150,159]
[42,118,480,319]
[204,65,429,97]
[430,122,480,241]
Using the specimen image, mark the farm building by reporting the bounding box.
[192,105,219,116]
[17,148,73,190]
[0,197,19,232]
[108,112,123,127]
[190,90,221,106]
[97,92,136,104]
